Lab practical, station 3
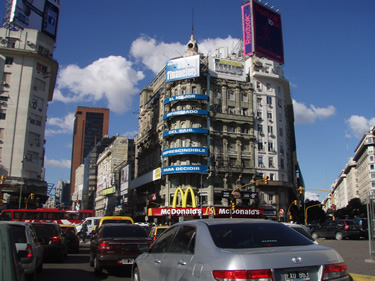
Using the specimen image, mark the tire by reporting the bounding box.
[89,253,94,267]
[94,256,102,275]
[335,232,344,240]
[37,260,43,273]
[311,232,319,240]
[133,266,140,281]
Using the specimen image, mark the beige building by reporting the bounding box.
[0,27,58,208]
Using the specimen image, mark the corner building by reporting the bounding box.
[134,34,299,223]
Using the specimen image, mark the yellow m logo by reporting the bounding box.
[172,187,196,208]
[205,206,216,216]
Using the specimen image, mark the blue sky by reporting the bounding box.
[3,0,375,201]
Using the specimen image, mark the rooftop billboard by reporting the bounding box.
[166,55,200,82]
[242,0,284,64]
[10,0,61,41]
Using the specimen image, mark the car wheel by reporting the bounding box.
[89,253,94,267]
[311,232,319,240]
[94,256,102,275]
[133,266,140,281]
[335,232,344,240]
[37,260,43,273]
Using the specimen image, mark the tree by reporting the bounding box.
[304,200,326,224]
[334,198,367,219]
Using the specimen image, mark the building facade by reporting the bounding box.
[0,27,58,208]
[133,34,299,224]
[70,106,109,198]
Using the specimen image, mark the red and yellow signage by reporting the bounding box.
[148,207,263,218]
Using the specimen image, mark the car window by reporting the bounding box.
[9,225,26,243]
[168,225,196,254]
[101,225,147,238]
[102,219,133,225]
[33,224,59,236]
[156,228,167,237]
[150,226,178,254]
[209,223,313,249]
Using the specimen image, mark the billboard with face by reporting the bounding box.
[242,0,284,64]
[10,0,61,41]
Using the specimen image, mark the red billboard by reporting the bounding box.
[242,0,284,64]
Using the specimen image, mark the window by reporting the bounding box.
[0,110,6,120]
[370,164,375,170]
[269,157,274,168]
[280,158,284,169]
[192,86,197,94]
[241,92,248,102]
[280,144,284,154]
[258,156,264,167]
[268,126,273,135]
[228,126,235,133]
[268,142,274,152]
[5,57,14,65]
[228,107,235,114]
[279,128,283,137]
[215,89,221,99]
[150,227,179,254]
[266,83,271,91]
[36,62,48,73]
[266,96,272,105]
[168,226,196,254]
[34,78,46,92]
[267,112,272,119]
[228,90,235,100]
[258,141,264,151]
[242,127,249,134]
[257,97,262,106]
[241,108,248,116]
[258,124,263,134]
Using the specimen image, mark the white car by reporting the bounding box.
[4,221,44,281]
[76,216,102,234]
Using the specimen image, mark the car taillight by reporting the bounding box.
[322,263,348,280]
[98,242,112,250]
[213,269,273,281]
[26,244,33,258]
[52,236,60,244]
[344,222,349,230]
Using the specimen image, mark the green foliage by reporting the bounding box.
[334,198,367,219]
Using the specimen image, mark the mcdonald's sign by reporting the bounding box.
[204,206,216,216]
[172,187,196,208]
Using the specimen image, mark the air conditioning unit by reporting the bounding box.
[1,81,8,86]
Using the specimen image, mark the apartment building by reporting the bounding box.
[0,27,58,208]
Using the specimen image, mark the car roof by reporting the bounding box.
[1,221,31,226]
[173,218,278,227]
[60,224,76,228]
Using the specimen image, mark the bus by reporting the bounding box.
[0,208,95,225]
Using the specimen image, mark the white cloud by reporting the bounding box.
[44,156,71,169]
[293,99,336,124]
[305,192,321,202]
[346,115,375,138]
[45,112,75,136]
[129,35,240,74]
[53,56,145,114]
[121,130,138,139]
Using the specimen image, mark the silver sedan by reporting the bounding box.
[132,218,349,281]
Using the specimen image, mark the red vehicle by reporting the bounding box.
[1,208,94,226]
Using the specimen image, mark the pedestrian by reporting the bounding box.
[81,221,88,242]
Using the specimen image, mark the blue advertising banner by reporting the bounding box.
[162,147,208,157]
[163,128,208,137]
[163,109,208,120]
[242,2,253,57]
[164,94,208,105]
[162,165,209,175]
[166,55,200,82]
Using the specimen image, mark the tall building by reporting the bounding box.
[70,106,109,198]
[132,26,299,224]
[0,27,58,208]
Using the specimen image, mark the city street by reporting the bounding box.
[36,239,375,281]
[38,242,132,281]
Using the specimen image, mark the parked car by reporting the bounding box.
[281,222,317,244]
[149,226,169,241]
[3,221,43,281]
[348,218,368,239]
[0,222,25,281]
[90,223,151,275]
[133,219,350,281]
[31,222,68,262]
[311,219,361,240]
[60,225,79,253]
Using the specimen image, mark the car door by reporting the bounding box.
[159,225,196,281]
[139,226,178,281]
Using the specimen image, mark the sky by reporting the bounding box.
[2,0,375,202]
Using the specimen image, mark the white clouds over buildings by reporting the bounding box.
[293,99,336,124]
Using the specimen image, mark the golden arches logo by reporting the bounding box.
[172,187,196,208]
[205,206,216,216]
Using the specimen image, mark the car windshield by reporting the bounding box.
[101,225,147,238]
[9,225,26,243]
[33,224,59,236]
[102,219,132,225]
[208,223,314,249]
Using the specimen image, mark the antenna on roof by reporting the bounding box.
[192,8,194,35]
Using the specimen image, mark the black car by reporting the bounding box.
[31,222,68,262]
[311,219,361,240]
[348,218,368,239]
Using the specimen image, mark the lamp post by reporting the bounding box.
[19,158,25,209]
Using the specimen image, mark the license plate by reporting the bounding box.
[285,271,310,281]
[121,259,134,264]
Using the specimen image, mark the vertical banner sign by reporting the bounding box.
[242,2,253,57]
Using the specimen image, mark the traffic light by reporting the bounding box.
[231,201,235,211]
[0,175,5,184]
[294,200,297,205]
[30,193,35,200]
[264,176,268,184]
[298,186,304,194]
